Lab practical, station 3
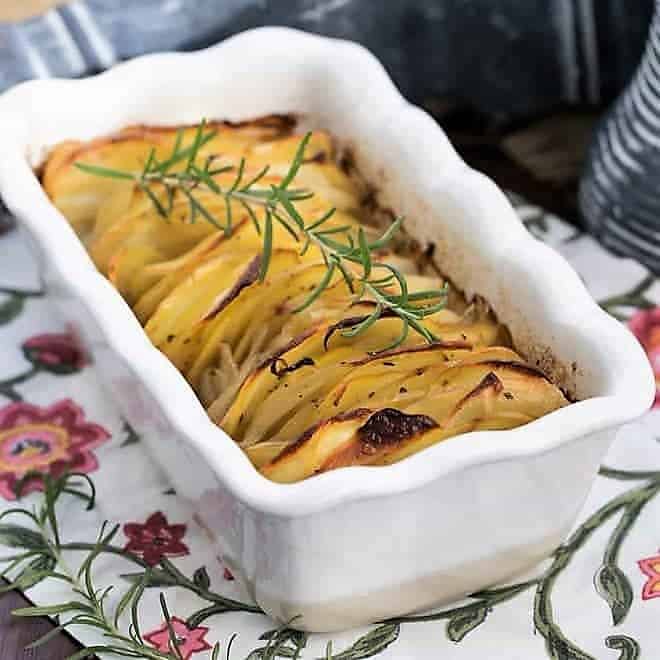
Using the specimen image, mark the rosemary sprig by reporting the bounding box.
[75,121,446,350]
[0,472,221,660]
[3,466,660,658]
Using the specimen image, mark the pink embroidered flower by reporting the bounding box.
[0,399,109,500]
[638,552,660,600]
[22,330,87,375]
[629,308,660,407]
[144,617,212,659]
[123,512,189,566]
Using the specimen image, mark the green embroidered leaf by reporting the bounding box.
[447,606,489,643]
[246,648,298,659]
[0,523,47,550]
[193,566,211,590]
[13,601,92,617]
[120,569,178,587]
[120,420,141,447]
[0,569,48,594]
[2,554,57,592]
[605,635,641,660]
[65,645,143,659]
[259,628,299,641]
[322,623,400,660]
[25,620,81,649]
[545,626,596,660]
[0,294,23,326]
[251,627,308,660]
[186,603,233,629]
[595,564,633,625]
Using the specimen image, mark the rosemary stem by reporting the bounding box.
[60,543,264,615]
[159,558,263,613]
[598,466,660,481]
[75,127,445,350]
[39,534,176,659]
[0,365,40,390]
[60,542,150,569]
[0,365,40,402]
[141,173,273,210]
[44,529,171,659]
[0,286,43,298]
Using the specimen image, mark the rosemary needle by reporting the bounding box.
[75,121,447,350]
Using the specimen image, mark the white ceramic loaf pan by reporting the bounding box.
[0,28,654,632]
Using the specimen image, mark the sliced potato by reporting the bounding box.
[273,345,522,447]
[145,250,262,350]
[166,251,324,373]
[44,118,298,237]
[108,243,165,303]
[132,231,236,321]
[262,363,567,481]
[184,258,352,386]
[44,121,569,485]
[260,409,374,483]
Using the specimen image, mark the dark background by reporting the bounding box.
[0,0,655,120]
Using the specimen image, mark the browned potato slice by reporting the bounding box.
[132,231,239,321]
[223,316,440,445]
[184,259,350,387]
[262,364,568,482]
[43,135,162,236]
[172,251,324,375]
[260,409,374,482]
[108,243,165,303]
[270,346,522,448]
[145,251,262,350]
[87,198,215,274]
[43,118,298,236]
[222,306,502,445]
[378,366,567,464]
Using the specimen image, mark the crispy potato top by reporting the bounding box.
[43,118,569,482]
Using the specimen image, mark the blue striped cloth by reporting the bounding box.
[0,0,243,90]
[0,0,654,122]
[580,0,660,272]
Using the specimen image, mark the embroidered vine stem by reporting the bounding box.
[532,479,660,659]
[0,286,44,328]
[55,542,263,622]
[57,543,262,618]
[599,275,656,320]
[372,467,660,660]
[1,467,659,659]
[0,472,219,659]
[0,286,43,298]
[32,521,171,660]
[0,365,40,402]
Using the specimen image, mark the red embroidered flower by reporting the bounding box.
[144,617,212,659]
[638,551,660,600]
[223,567,235,581]
[123,512,189,566]
[22,330,88,375]
[0,399,109,500]
[629,308,660,408]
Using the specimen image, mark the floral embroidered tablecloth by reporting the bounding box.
[1,197,660,660]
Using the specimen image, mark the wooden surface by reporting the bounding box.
[0,0,68,22]
[0,107,595,659]
[0,591,80,658]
